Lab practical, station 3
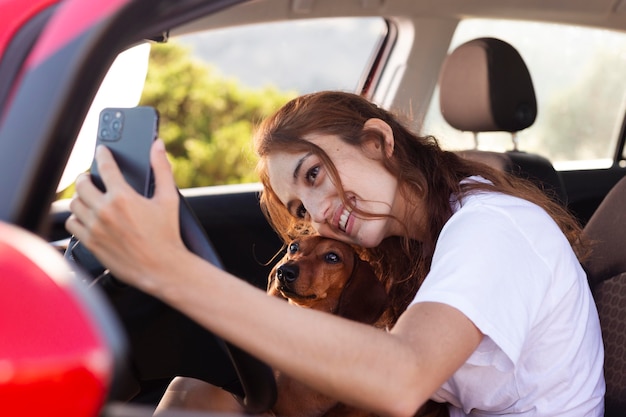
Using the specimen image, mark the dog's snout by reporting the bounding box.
[277,264,299,283]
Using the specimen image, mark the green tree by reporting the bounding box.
[139,41,295,187]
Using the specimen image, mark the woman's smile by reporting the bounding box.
[338,207,351,232]
[332,202,353,234]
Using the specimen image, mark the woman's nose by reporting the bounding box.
[303,197,329,226]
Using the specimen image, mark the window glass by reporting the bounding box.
[139,17,387,188]
[422,19,626,170]
[177,18,387,93]
[57,43,151,194]
[56,18,387,198]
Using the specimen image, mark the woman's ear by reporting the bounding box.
[363,118,394,158]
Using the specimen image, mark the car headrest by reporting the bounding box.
[439,37,537,133]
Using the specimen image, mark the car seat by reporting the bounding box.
[582,175,626,416]
[439,37,568,204]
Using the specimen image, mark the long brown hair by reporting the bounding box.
[254,91,587,322]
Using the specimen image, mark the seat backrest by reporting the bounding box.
[440,37,567,204]
[582,176,626,416]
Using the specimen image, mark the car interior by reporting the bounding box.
[2,0,626,415]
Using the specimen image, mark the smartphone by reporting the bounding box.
[90,106,159,197]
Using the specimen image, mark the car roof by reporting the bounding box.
[173,0,626,34]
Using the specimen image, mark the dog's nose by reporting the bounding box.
[276,264,299,283]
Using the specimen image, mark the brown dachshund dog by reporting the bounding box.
[267,236,448,417]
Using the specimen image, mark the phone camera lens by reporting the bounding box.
[99,109,124,141]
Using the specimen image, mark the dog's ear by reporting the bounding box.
[267,264,287,300]
[335,258,388,325]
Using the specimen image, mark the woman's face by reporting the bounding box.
[267,127,411,247]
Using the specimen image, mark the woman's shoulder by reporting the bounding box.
[455,188,546,224]
[454,176,538,212]
[447,187,566,254]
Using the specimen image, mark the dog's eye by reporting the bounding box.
[325,252,341,264]
[288,242,299,253]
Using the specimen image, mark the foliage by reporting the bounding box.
[57,183,75,200]
[139,41,296,187]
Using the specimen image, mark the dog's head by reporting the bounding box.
[267,236,388,325]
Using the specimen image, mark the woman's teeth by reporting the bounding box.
[339,209,350,232]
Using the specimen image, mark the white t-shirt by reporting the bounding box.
[410,186,605,416]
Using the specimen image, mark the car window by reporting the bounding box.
[56,17,387,198]
[422,19,626,170]
[139,17,387,189]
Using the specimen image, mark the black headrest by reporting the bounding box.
[439,37,537,133]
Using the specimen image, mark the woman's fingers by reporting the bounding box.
[65,173,101,242]
[151,139,179,204]
[149,139,182,242]
[94,145,131,194]
[65,209,88,243]
[72,172,101,210]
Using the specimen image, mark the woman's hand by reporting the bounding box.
[65,139,187,290]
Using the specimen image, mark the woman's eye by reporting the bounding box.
[289,242,299,253]
[325,252,341,264]
[295,204,307,219]
[305,165,319,184]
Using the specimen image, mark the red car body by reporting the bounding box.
[0,224,115,417]
[0,0,57,58]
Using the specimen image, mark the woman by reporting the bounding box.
[67,91,605,416]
